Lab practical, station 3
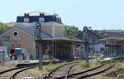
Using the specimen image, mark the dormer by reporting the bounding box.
[24,13,29,22]
[39,13,45,22]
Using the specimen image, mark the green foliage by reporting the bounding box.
[95,60,115,66]
[95,60,103,65]
[79,62,89,68]
[0,22,9,34]
[92,60,124,67]
[93,53,102,57]
[36,62,66,71]
[63,25,80,36]
[116,62,124,67]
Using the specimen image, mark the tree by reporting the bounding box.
[63,25,80,36]
[0,22,9,34]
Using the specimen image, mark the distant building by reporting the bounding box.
[76,26,124,58]
[4,22,15,27]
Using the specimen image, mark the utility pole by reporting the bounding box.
[83,26,89,63]
[34,22,42,70]
[52,39,54,59]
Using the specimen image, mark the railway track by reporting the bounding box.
[65,64,76,79]
[44,64,113,79]
[0,61,113,79]
[77,65,114,79]
[11,66,35,79]
[43,61,78,79]
[0,64,36,74]
[0,65,36,79]
[55,65,104,79]
[69,65,113,79]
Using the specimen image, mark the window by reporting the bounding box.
[13,31,19,37]
[24,18,29,22]
[14,32,17,36]
[39,17,45,22]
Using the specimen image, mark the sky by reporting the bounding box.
[0,0,124,30]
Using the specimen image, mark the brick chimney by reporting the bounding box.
[24,13,29,22]
[40,13,44,17]
[67,30,70,35]
[24,13,29,18]
[39,13,45,22]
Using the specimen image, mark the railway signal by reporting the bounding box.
[83,26,89,63]
[34,22,41,40]
[34,22,42,70]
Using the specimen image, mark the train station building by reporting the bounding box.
[0,12,83,61]
[76,27,124,58]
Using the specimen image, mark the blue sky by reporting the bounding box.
[0,0,124,30]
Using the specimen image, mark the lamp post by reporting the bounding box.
[34,22,42,70]
[83,26,89,63]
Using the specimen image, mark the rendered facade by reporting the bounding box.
[1,12,83,60]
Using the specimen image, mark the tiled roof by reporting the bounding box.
[92,30,124,38]
[65,35,81,41]
[16,26,53,38]
[15,26,83,42]
[77,30,124,39]
[16,26,82,42]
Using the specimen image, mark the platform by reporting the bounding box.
[4,59,60,67]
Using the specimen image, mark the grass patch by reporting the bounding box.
[42,59,59,63]
[78,60,122,68]
[89,60,116,67]
[36,62,66,71]
[94,60,124,66]
[78,62,89,68]
[28,62,67,76]
[90,63,98,67]
[116,62,124,67]
[97,60,115,66]
[36,60,82,71]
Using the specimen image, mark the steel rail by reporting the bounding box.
[11,66,35,79]
[55,65,104,79]
[43,61,78,79]
[77,65,114,79]
[64,64,76,79]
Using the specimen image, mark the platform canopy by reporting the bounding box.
[99,37,123,42]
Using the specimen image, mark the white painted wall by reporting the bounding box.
[91,43,105,53]
[0,46,8,63]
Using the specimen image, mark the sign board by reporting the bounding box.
[36,46,39,48]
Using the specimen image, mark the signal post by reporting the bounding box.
[34,22,42,70]
[83,26,89,63]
